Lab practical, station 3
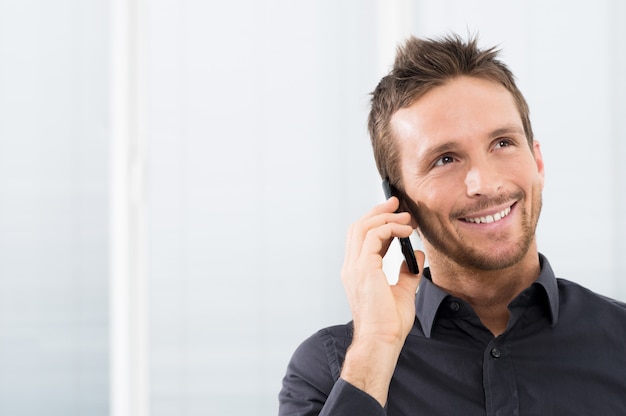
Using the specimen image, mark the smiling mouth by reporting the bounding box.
[462,206,512,224]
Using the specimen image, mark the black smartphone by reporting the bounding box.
[382,179,419,274]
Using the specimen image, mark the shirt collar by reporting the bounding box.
[414,253,560,338]
[533,253,560,327]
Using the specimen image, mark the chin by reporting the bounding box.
[453,238,535,271]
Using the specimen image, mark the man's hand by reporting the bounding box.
[339,196,425,407]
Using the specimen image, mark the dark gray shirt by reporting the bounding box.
[279,255,626,415]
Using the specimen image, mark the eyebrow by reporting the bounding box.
[488,125,526,139]
[421,142,459,161]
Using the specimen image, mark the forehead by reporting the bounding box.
[390,76,523,151]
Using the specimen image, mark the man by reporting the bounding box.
[279,34,626,415]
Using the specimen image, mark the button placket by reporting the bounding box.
[483,341,519,415]
[490,347,501,358]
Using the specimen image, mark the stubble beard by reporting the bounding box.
[412,186,543,272]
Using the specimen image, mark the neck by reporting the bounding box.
[427,247,541,336]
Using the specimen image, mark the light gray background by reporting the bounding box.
[1,1,624,415]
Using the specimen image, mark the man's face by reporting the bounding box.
[391,76,544,271]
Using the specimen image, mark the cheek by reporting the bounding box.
[412,198,450,228]
[407,176,461,219]
[537,167,545,190]
[421,177,464,209]
[504,158,541,189]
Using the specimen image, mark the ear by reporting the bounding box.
[532,141,545,189]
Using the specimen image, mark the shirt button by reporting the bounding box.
[449,301,460,312]
[490,347,501,358]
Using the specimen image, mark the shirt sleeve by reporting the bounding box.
[279,328,385,416]
[318,379,386,416]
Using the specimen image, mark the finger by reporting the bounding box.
[359,222,414,266]
[372,195,401,215]
[396,250,426,294]
[344,209,411,266]
[351,213,411,258]
[342,220,413,288]
[354,197,401,228]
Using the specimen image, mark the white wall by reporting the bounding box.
[0,1,624,416]
[144,1,379,413]
[0,1,109,414]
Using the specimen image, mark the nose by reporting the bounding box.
[464,158,502,197]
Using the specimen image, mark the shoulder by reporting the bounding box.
[288,323,354,381]
[557,278,626,329]
[557,278,626,310]
[279,323,354,414]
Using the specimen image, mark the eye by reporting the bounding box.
[434,154,455,167]
[494,138,513,149]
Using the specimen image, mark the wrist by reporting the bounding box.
[340,337,404,406]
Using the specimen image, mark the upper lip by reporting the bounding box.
[460,203,515,224]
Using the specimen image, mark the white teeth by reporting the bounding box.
[464,206,511,224]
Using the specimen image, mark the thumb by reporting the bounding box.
[397,250,425,293]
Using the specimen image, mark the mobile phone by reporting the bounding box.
[382,179,419,274]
